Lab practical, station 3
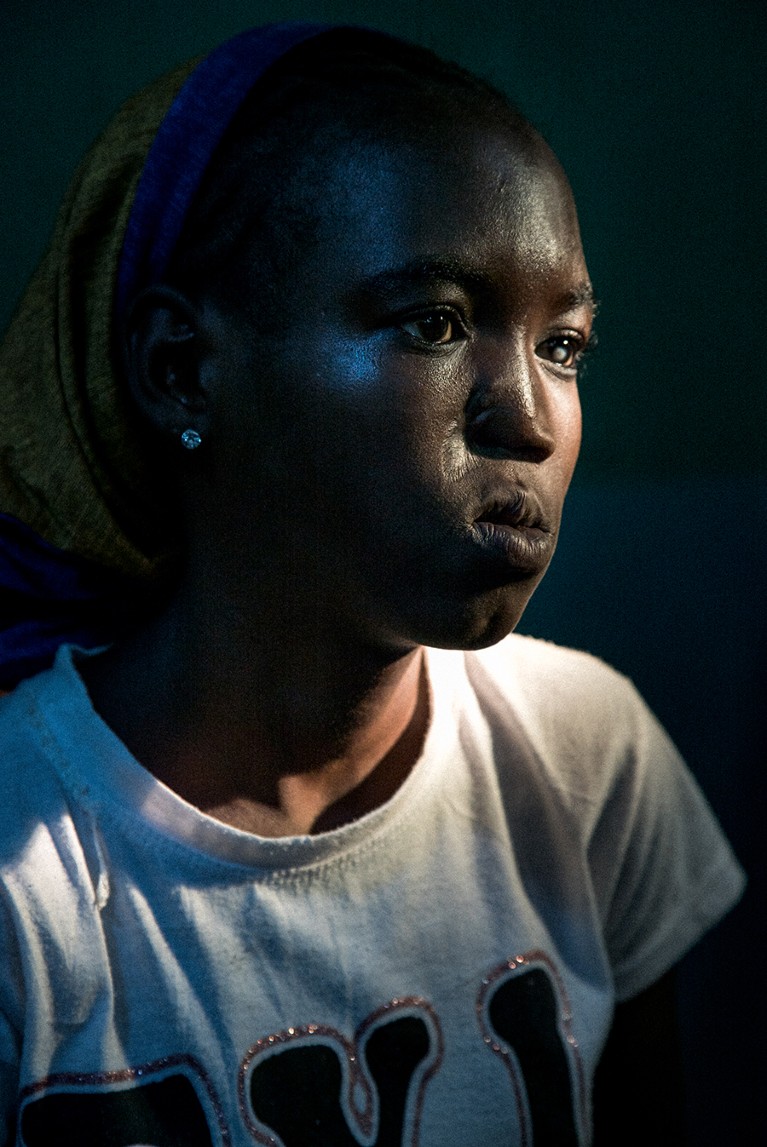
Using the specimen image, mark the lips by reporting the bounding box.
[470,489,555,575]
[476,490,533,528]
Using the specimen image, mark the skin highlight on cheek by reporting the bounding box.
[441,423,480,483]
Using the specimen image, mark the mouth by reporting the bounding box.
[475,490,544,530]
[470,490,555,575]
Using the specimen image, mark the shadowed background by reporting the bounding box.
[3,1,764,1141]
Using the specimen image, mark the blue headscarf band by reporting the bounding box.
[0,513,137,689]
[116,21,335,318]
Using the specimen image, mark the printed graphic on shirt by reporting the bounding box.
[18,1055,226,1147]
[239,997,443,1146]
[478,950,587,1147]
[16,952,586,1146]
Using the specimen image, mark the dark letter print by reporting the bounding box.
[19,1055,227,1147]
[240,997,442,1146]
[477,951,588,1147]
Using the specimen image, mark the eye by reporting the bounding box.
[400,309,465,346]
[537,333,590,371]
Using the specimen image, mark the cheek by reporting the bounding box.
[304,344,464,493]
[569,394,583,463]
[556,385,583,482]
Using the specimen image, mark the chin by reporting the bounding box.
[405,580,540,653]
[429,614,521,653]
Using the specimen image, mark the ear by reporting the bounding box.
[123,285,210,442]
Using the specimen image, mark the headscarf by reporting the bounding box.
[0,22,361,688]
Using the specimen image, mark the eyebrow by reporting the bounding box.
[557,282,598,314]
[359,260,597,315]
[359,258,493,298]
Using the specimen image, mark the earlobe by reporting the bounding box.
[124,285,210,439]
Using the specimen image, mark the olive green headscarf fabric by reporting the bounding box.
[0,62,193,585]
[0,20,344,584]
[0,23,376,686]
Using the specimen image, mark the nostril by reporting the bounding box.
[468,406,506,433]
[467,406,509,451]
[466,405,550,460]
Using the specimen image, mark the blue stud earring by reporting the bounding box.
[180,428,202,451]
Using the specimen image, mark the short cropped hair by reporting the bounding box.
[167,29,539,329]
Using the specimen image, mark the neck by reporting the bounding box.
[81,575,429,836]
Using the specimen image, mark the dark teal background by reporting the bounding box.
[3,1,765,1141]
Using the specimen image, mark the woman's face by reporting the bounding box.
[198,116,593,653]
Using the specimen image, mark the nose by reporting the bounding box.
[465,348,557,463]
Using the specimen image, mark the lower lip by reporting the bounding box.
[470,521,555,576]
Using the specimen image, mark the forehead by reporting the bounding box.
[293,117,587,301]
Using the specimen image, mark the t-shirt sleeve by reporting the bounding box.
[496,637,746,1002]
[585,677,746,1001]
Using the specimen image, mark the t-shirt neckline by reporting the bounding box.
[36,643,466,873]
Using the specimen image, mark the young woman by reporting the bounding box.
[0,22,744,1147]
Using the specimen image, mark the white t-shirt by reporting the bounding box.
[0,637,744,1147]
